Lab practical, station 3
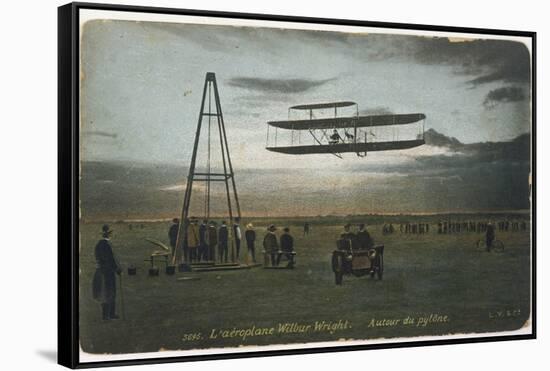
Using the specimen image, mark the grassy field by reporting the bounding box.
[79,216,531,355]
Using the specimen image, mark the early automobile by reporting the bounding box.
[331,238,384,285]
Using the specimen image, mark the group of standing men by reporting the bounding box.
[170,218,297,267]
[169,217,258,263]
[401,222,430,234]
[262,225,295,266]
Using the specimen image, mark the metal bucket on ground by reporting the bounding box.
[178,263,192,272]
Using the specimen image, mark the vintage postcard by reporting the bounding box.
[75,6,533,364]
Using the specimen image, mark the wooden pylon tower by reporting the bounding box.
[172,72,241,267]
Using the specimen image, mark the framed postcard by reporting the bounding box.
[58,2,536,368]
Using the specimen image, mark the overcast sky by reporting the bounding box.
[80,19,531,171]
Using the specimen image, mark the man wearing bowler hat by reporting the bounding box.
[93,224,122,320]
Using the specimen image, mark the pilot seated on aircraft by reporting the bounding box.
[329,129,342,144]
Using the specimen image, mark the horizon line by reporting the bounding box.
[80,209,531,224]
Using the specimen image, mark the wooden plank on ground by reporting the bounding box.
[190,261,216,267]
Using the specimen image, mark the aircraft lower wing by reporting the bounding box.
[266,139,425,154]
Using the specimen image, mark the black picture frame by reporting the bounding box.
[58,2,536,368]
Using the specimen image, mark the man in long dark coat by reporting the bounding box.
[93,225,121,320]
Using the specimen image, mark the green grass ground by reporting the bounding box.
[79,219,531,355]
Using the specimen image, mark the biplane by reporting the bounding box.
[266,101,426,158]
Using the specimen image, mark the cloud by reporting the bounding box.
[227,77,336,94]
[483,86,526,108]
[466,45,531,86]
[395,36,530,87]
[423,128,463,149]
[353,129,529,174]
[351,130,530,211]
[327,34,531,88]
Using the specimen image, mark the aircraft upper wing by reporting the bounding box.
[267,113,426,130]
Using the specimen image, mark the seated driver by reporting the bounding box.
[339,224,355,250]
[356,223,377,274]
[356,223,374,250]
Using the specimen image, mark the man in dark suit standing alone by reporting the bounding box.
[486,222,496,251]
[93,225,122,320]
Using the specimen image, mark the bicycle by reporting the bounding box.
[476,238,504,252]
